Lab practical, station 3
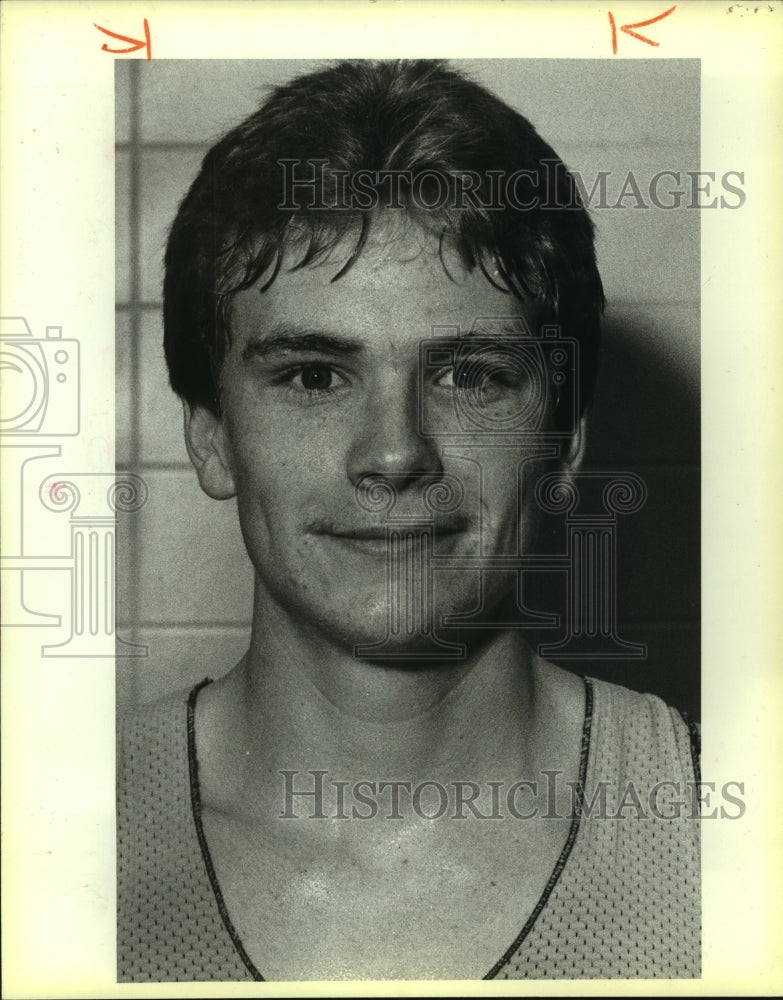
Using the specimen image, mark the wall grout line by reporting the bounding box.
[116,140,211,152]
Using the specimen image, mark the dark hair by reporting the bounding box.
[163,59,604,418]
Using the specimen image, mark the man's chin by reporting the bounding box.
[259,556,494,657]
[300,589,489,665]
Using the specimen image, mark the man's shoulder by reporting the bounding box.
[588,674,694,729]
[586,674,699,783]
[116,677,212,784]
[534,657,695,737]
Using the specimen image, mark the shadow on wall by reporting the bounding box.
[589,314,699,466]
[528,312,700,722]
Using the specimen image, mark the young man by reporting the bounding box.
[117,60,700,981]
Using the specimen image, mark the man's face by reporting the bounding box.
[205,223,574,655]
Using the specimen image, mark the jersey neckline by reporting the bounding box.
[185,673,595,982]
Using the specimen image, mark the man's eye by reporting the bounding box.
[286,363,346,394]
[434,367,470,389]
[434,363,523,392]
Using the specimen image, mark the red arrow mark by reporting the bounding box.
[94,18,151,60]
[608,5,676,55]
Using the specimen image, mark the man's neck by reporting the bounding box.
[196,586,565,817]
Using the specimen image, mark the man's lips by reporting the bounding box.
[327,526,396,541]
[308,522,470,554]
[310,523,469,540]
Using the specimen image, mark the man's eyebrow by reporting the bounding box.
[241,324,364,361]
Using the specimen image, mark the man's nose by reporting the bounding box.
[346,374,443,489]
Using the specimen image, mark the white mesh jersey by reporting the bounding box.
[117,675,700,981]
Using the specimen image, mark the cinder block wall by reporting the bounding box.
[116,60,700,718]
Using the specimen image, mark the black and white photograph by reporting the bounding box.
[115,57,703,981]
[2,2,781,995]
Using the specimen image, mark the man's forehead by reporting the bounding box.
[228,216,533,346]
[269,212,480,280]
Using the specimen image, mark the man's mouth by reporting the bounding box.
[310,522,469,556]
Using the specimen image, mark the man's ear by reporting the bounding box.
[561,412,588,476]
[182,402,236,500]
